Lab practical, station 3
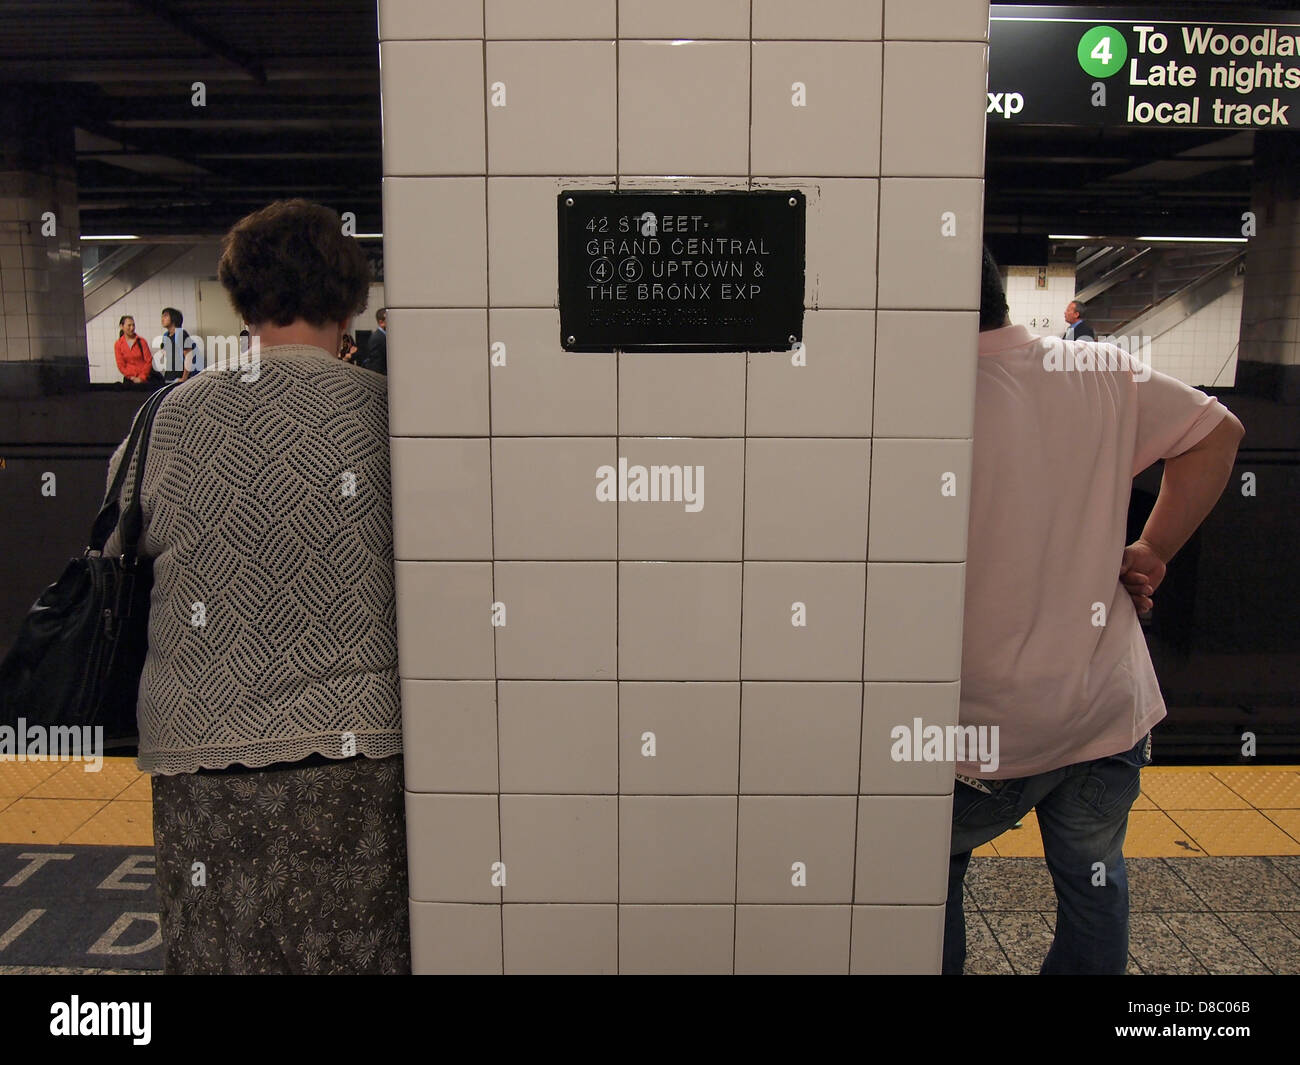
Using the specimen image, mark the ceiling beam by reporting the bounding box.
[127,0,267,84]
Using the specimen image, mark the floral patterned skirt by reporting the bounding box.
[151,754,410,974]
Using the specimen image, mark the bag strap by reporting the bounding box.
[118,382,179,561]
[88,382,179,554]
[89,392,156,550]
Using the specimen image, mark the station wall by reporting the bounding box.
[377,0,991,975]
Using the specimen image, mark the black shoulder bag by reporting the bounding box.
[0,382,179,750]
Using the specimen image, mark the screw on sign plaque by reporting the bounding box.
[557,190,806,353]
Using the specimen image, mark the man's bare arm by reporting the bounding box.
[1121,410,1245,611]
[1141,411,1245,564]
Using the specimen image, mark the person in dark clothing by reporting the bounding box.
[359,307,387,374]
[1063,299,1096,341]
[157,307,198,381]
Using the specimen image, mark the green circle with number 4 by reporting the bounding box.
[1078,25,1127,78]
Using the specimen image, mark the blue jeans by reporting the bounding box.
[943,732,1151,975]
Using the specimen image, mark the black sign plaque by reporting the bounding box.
[558,189,805,353]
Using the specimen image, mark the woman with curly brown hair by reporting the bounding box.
[104,199,407,973]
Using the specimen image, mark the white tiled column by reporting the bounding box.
[0,95,89,397]
[380,0,989,975]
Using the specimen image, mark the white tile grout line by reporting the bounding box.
[477,13,506,973]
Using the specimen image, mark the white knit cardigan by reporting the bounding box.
[105,345,402,774]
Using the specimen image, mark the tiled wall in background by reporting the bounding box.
[1148,287,1241,388]
[380,0,990,975]
[1003,264,1241,388]
[1004,264,1075,339]
[85,244,218,383]
[0,169,86,388]
[87,262,386,383]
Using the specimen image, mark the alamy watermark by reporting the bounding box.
[50,996,150,1045]
[150,332,261,382]
[890,717,1000,774]
[0,719,104,772]
[595,458,704,512]
[1042,335,1153,382]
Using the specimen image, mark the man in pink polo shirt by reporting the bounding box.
[944,249,1244,975]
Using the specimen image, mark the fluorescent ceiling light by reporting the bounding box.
[1050,233,1247,244]
[353,232,383,239]
[81,234,139,241]
[1137,235,1248,243]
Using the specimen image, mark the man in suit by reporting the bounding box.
[1063,299,1096,341]
[359,307,387,374]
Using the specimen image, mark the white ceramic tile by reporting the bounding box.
[487,0,615,38]
[740,562,867,680]
[380,42,485,175]
[734,905,851,974]
[391,437,493,560]
[618,905,735,974]
[618,682,741,794]
[863,562,965,681]
[382,178,486,307]
[395,561,496,678]
[401,680,499,792]
[405,793,500,902]
[493,561,617,678]
[867,438,972,562]
[619,796,738,902]
[503,904,617,974]
[618,0,750,38]
[872,310,977,438]
[876,178,983,310]
[618,352,746,436]
[850,905,943,974]
[736,796,857,902]
[884,0,989,41]
[881,42,987,177]
[386,309,489,436]
[486,42,617,174]
[753,177,878,309]
[854,795,951,903]
[747,310,874,436]
[500,797,618,901]
[489,309,616,434]
[753,0,883,39]
[751,43,881,177]
[619,42,749,176]
[860,681,961,794]
[491,437,617,559]
[379,0,483,40]
[489,177,616,307]
[618,562,742,680]
[617,437,745,561]
[410,902,502,974]
[497,681,618,792]
[744,438,870,560]
[740,681,862,793]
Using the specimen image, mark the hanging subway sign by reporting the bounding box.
[989,4,1300,130]
[557,190,805,353]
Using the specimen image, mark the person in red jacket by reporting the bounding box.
[114,315,155,386]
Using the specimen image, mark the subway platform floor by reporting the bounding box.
[0,759,1297,974]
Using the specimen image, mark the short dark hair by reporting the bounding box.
[1069,299,1087,316]
[218,199,370,328]
[161,307,182,328]
[376,307,386,324]
[980,246,1009,330]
